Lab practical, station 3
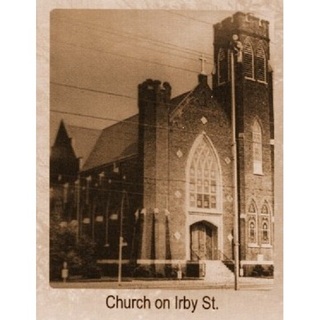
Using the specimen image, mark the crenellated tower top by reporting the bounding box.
[138,79,172,104]
[214,12,269,41]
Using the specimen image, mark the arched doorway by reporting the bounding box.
[190,221,218,261]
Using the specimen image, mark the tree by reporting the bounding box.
[50,212,99,281]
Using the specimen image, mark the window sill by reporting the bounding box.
[248,244,272,248]
[188,209,223,215]
[253,172,264,176]
[248,243,259,248]
[244,77,268,85]
[261,244,272,248]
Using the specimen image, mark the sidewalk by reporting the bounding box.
[50,277,274,290]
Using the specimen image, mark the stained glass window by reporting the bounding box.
[260,201,271,245]
[261,201,269,214]
[189,137,220,210]
[247,200,258,244]
[260,217,270,244]
[248,218,257,243]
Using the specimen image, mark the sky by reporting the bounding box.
[50,10,276,144]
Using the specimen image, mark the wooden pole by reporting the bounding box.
[230,47,240,291]
[118,190,125,283]
[75,176,80,242]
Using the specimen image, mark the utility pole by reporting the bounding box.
[75,176,80,242]
[118,190,125,283]
[230,34,243,291]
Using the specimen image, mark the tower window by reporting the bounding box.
[255,43,267,82]
[243,38,254,79]
[252,120,263,174]
[217,48,228,85]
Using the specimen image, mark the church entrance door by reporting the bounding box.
[190,221,217,261]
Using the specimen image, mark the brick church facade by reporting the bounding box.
[50,12,275,279]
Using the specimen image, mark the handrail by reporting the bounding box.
[190,248,201,261]
[190,248,234,263]
[216,249,234,263]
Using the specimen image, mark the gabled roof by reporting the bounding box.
[51,121,101,169]
[82,114,139,172]
[51,120,77,161]
[51,75,218,173]
[169,91,191,112]
[169,74,214,122]
[66,125,101,168]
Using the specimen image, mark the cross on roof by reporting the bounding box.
[199,54,207,75]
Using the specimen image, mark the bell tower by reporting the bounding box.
[212,12,275,275]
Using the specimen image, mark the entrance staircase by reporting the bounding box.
[204,260,234,283]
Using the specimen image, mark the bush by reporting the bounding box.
[132,265,155,278]
[251,265,264,277]
[50,213,99,280]
[250,264,274,278]
[267,265,274,277]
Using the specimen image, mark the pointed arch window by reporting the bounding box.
[255,43,267,82]
[252,120,263,174]
[247,200,258,245]
[249,219,257,243]
[260,201,271,245]
[217,48,228,85]
[243,38,254,79]
[188,136,221,211]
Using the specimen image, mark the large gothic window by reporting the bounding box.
[252,120,263,174]
[243,38,254,79]
[255,43,267,82]
[188,136,221,211]
[217,48,228,85]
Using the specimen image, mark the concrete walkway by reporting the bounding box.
[51,277,274,290]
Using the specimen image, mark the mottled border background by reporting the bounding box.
[37,1,283,319]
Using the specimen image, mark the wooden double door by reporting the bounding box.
[190,221,217,260]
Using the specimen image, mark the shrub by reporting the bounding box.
[50,213,99,280]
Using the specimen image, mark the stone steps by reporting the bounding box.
[204,260,235,283]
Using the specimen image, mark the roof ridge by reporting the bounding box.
[67,124,102,132]
[100,113,139,132]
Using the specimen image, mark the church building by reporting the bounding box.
[50,12,275,280]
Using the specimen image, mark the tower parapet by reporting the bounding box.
[214,12,269,41]
[138,79,172,106]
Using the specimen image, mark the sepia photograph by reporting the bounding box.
[49,9,279,291]
[35,1,284,319]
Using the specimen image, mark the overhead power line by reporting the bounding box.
[51,81,133,100]
[50,106,275,147]
[53,16,214,60]
[165,11,213,25]
[51,177,275,195]
[52,39,201,75]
